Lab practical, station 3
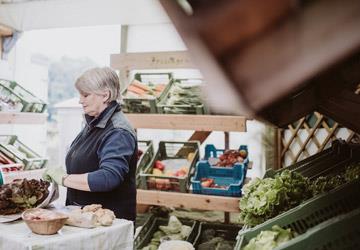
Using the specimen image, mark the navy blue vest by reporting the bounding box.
[65,102,137,221]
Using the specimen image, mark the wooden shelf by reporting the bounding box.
[0,112,47,124]
[137,189,240,213]
[125,114,246,132]
[4,168,45,184]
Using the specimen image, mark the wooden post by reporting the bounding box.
[119,25,129,90]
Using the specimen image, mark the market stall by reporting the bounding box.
[1,0,360,249]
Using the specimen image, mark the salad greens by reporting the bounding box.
[242,225,294,250]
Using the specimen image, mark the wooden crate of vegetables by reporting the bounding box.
[136,140,154,187]
[157,78,207,114]
[134,215,199,250]
[0,79,46,113]
[121,73,173,113]
[139,141,200,193]
[0,135,47,170]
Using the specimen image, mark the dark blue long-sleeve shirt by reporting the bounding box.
[88,128,136,192]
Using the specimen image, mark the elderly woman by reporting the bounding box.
[44,67,137,221]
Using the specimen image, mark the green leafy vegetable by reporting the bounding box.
[242,225,294,250]
[239,170,312,226]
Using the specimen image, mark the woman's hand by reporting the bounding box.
[42,167,68,186]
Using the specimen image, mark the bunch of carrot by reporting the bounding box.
[125,79,166,98]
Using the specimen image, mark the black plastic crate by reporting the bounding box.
[194,222,242,249]
[134,214,199,250]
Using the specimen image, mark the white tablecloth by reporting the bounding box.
[0,219,134,250]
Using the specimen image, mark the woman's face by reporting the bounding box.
[78,91,109,117]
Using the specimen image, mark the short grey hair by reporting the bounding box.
[75,67,121,102]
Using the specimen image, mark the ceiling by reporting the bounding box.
[0,0,170,31]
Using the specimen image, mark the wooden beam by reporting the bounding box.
[319,89,360,134]
[192,0,293,57]
[188,131,211,144]
[137,189,240,212]
[111,51,196,71]
[126,114,246,132]
[0,112,47,124]
[227,0,360,111]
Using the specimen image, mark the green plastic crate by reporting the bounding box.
[157,78,207,115]
[265,140,360,179]
[137,140,154,187]
[0,135,47,170]
[0,79,46,113]
[134,214,199,250]
[121,73,173,113]
[193,222,242,249]
[139,141,200,193]
[235,179,360,250]
[277,207,360,250]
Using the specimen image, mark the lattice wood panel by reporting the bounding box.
[279,84,360,167]
[279,112,360,167]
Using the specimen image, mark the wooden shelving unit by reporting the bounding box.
[126,114,246,132]
[0,112,47,184]
[0,112,47,124]
[137,189,240,213]
[111,47,249,216]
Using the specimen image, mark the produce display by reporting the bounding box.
[148,158,191,191]
[214,149,247,167]
[0,135,47,170]
[0,151,23,173]
[121,72,174,113]
[240,163,360,226]
[310,162,360,195]
[123,79,166,99]
[141,216,192,250]
[239,170,312,226]
[242,225,294,250]
[158,79,205,114]
[66,204,116,228]
[197,227,238,250]
[140,141,199,193]
[0,86,22,111]
[200,178,226,189]
[0,179,50,215]
[0,79,46,113]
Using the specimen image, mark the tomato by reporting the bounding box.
[154,160,165,171]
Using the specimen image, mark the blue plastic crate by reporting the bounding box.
[191,161,245,197]
[204,144,249,179]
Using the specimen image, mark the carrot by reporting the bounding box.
[154,84,166,92]
[131,80,151,92]
[127,85,146,95]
